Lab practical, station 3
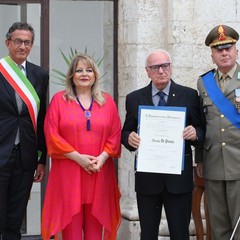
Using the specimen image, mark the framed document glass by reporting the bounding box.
[136,106,186,174]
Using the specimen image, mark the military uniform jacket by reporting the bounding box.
[197,64,240,180]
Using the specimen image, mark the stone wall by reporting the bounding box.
[117,0,240,239]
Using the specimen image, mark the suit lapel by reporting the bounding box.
[141,82,155,105]
[225,64,240,96]
[167,80,181,106]
[140,81,184,106]
[0,74,19,111]
[25,61,37,87]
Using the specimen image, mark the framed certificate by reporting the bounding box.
[136,106,186,174]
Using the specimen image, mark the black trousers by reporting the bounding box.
[137,188,192,240]
[0,145,34,240]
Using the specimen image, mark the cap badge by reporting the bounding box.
[218,25,227,41]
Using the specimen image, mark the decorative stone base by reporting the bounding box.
[117,217,205,239]
[117,197,208,239]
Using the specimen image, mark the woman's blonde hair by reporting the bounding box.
[64,54,106,106]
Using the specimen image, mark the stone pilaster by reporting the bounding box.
[118,0,240,239]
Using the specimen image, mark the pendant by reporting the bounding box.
[75,96,93,131]
[85,111,91,118]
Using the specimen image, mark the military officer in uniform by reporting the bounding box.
[196,25,240,240]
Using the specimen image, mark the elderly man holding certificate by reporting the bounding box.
[121,49,205,240]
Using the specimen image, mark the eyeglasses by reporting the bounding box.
[147,63,171,73]
[10,38,32,47]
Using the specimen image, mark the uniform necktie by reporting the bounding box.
[219,73,229,92]
[158,91,166,106]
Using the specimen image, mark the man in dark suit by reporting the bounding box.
[0,22,49,240]
[121,49,205,240]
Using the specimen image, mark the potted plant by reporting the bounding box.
[51,46,105,86]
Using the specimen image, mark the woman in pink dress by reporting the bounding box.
[41,54,122,240]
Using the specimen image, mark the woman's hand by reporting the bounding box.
[94,152,109,172]
[64,151,98,174]
[76,154,99,174]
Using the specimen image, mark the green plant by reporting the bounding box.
[51,46,105,86]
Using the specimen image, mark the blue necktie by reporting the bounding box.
[158,91,166,106]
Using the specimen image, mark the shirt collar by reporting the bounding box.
[21,61,26,69]
[218,63,237,79]
[13,60,26,69]
[151,81,171,97]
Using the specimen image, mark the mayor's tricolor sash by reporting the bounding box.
[202,70,240,128]
[0,56,40,133]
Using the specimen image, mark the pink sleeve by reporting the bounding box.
[103,94,122,158]
[44,93,75,158]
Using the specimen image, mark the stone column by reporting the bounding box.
[117,0,170,239]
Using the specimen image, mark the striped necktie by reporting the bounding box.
[158,91,166,106]
[219,74,229,92]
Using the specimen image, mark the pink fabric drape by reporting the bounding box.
[41,91,122,240]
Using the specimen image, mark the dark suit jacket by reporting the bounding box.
[122,80,205,195]
[0,60,49,172]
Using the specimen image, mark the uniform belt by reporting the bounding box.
[13,143,20,150]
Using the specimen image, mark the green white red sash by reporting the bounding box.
[0,56,40,133]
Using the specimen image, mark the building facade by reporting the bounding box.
[117,0,240,239]
[0,0,240,239]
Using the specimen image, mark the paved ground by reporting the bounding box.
[21,236,42,240]
[21,236,54,240]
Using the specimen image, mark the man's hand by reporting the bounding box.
[183,125,197,141]
[34,164,45,182]
[128,131,141,149]
[196,163,203,178]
